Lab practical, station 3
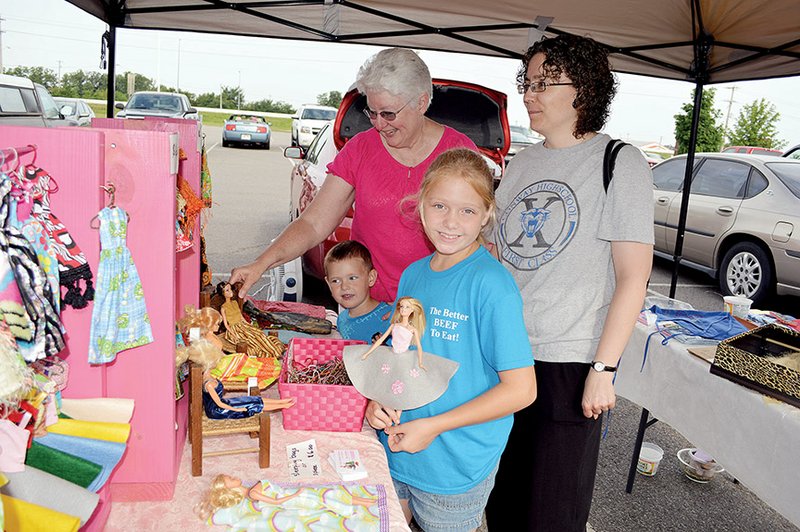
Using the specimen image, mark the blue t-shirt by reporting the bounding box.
[380,246,534,494]
[337,302,392,344]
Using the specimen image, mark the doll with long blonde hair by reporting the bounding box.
[342,296,458,411]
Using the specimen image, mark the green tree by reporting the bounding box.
[248,98,295,114]
[55,70,107,98]
[673,88,725,154]
[193,91,219,108]
[727,98,785,149]
[4,66,59,88]
[317,91,342,108]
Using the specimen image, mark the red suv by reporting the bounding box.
[721,146,783,156]
[284,79,510,280]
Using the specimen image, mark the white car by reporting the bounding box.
[291,104,337,149]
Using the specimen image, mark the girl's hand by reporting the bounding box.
[365,400,401,430]
[581,371,616,419]
[384,417,439,454]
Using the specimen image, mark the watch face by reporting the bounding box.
[593,362,605,372]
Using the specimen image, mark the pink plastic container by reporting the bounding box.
[278,338,367,432]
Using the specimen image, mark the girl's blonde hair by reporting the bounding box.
[417,148,496,244]
[196,474,245,521]
[391,296,426,335]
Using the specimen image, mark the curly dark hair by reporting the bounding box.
[517,34,617,138]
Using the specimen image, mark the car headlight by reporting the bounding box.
[300,126,311,134]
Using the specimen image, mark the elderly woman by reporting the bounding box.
[485,35,654,531]
[230,48,477,302]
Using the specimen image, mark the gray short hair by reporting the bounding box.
[355,48,433,110]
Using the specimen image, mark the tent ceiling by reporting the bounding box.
[66,0,800,84]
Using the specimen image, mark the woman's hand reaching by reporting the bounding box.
[229,262,267,299]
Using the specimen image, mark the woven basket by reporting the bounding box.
[278,337,368,432]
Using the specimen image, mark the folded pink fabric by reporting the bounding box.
[0,419,28,473]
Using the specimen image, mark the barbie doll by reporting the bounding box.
[342,297,458,410]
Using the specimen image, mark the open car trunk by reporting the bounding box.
[333,79,510,167]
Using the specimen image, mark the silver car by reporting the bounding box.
[115,91,199,120]
[652,153,800,304]
[55,97,95,126]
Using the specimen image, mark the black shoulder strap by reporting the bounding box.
[603,139,628,193]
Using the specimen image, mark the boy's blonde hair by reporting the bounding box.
[324,240,374,273]
[417,148,496,243]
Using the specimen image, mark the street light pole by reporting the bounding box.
[177,38,182,92]
[237,70,241,110]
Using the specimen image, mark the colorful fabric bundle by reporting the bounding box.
[210,353,282,389]
[45,417,131,443]
[0,321,32,411]
[0,178,65,361]
[24,440,102,489]
[1,493,81,532]
[0,248,33,345]
[59,397,134,424]
[10,200,60,313]
[22,166,94,309]
[36,433,126,492]
[1,466,99,525]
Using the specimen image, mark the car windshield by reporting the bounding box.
[765,161,800,199]
[302,108,336,120]
[230,115,264,123]
[129,94,182,112]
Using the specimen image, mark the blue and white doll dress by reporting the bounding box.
[88,207,153,364]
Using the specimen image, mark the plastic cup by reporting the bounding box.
[723,296,752,318]
[637,442,664,476]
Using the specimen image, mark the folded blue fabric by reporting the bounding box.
[649,305,748,341]
[35,433,126,492]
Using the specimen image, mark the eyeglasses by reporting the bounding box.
[516,80,574,94]
[363,99,413,122]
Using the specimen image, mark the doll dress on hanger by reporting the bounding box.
[88,207,153,364]
[201,379,263,419]
[343,324,459,411]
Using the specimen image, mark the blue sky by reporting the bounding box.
[3,0,799,147]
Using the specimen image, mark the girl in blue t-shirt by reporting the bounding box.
[364,148,537,532]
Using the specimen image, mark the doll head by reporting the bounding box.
[178,305,223,337]
[196,474,246,520]
[185,339,224,373]
[216,281,243,304]
[391,296,426,334]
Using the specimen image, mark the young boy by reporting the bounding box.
[324,241,390,343]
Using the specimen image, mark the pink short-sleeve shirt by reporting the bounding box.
[327,126,477,302]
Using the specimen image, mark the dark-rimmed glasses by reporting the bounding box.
[363,99,413,122]
[517,81,574,94]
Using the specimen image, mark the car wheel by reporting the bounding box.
[222,140,229,147]
[264,140,270,150]
[718,242,773,304]
[291,133,297,147]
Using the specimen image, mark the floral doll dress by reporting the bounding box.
[88,207,153,364]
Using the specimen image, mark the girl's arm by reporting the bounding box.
[383,365,536,454]
[362,324,394,360]
[204,379,246,412]
[365,400,402,429]
[581,240,652,419]
[411,327,426,370]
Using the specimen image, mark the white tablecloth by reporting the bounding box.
[616,322,800,527]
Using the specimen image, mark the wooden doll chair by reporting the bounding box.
[188,362,270,476]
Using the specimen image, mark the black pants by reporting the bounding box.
[485,361,601,532]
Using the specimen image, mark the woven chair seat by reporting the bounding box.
[201,413,260,435]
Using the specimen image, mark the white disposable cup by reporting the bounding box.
[723,296,752,318]
[637,442,664,476]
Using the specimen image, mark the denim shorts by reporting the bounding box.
[393,465,498,532]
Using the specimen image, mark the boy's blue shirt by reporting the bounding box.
[337,301,392,344]
[379,246,534,494]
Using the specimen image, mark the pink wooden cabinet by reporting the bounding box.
[0,121,201,511]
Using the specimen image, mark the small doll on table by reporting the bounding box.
[342,297,459,411]
[217,281,283,358]
[176,306,293,420]
[197,474,381,531]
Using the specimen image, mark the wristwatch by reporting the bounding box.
[591,361,617,373]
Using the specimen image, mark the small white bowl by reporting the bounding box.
[677,448,725,483]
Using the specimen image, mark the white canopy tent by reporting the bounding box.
[65,0,800,296]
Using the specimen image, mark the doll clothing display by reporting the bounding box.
[221,300,279,358]
[88,207,153,364]
[202,379,264,419]
[342,324,459,411]
[210,481,385,532]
